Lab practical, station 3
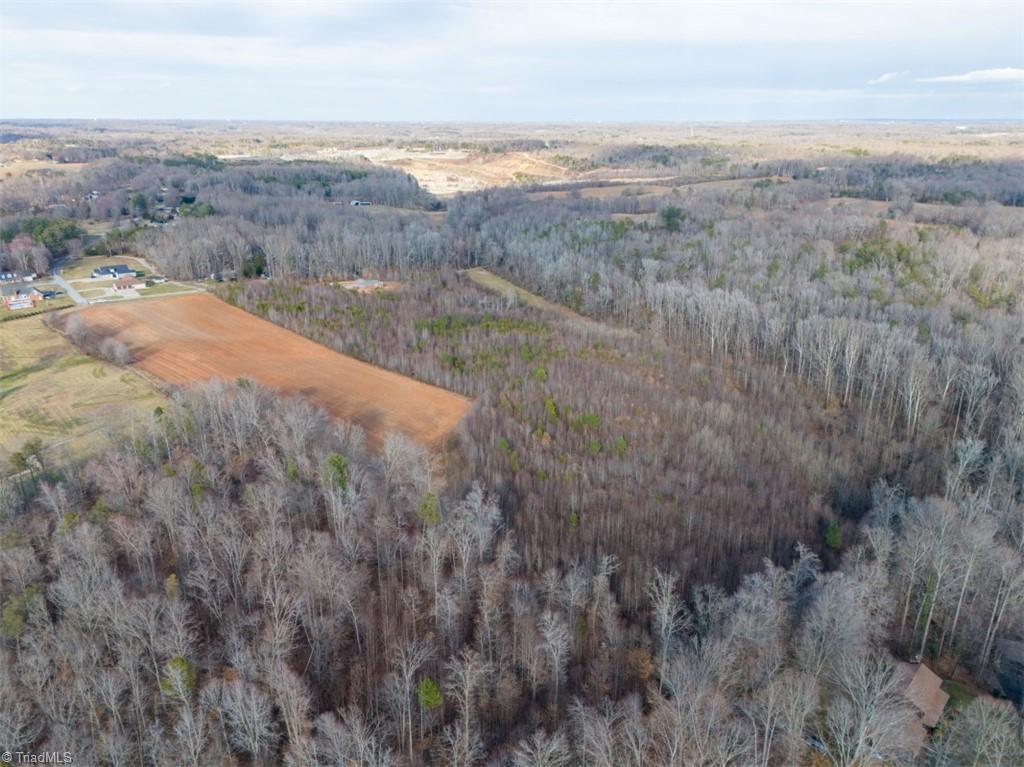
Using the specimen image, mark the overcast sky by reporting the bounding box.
[1,0,1022,121]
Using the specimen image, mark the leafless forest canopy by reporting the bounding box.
[1,121,1022,766]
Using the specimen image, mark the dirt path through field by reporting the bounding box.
[78,294,471,448]
[462,268,620,337]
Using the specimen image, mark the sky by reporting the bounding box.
[1,0,1022,121]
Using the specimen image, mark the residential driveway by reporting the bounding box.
[51,268,87,305]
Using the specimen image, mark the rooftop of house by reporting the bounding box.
[94,264,135,276]
[896,662,949,728]
[1,284,40,297]
[895,661,950,757]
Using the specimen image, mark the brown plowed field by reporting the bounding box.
[78,294,471,447]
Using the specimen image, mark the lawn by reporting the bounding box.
[61,255,149,281]
[0,315,165,471]
[75,279,116,290]
[138,282,198,297]
[78,288,111,300]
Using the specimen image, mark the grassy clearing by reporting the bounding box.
[78,289,111,300]
[463,267,590,322]
[138,282,197,297]
[0,315,165,470]
[80,220,116,236]
[0,160,89,180]
[61,256,149,281]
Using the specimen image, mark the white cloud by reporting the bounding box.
[867,71,908,86]
[458,1,1018,47]
[916,67,1024,83]
[2,1,1022,120]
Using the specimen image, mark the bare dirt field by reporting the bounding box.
[77,294,471,447]
[340,146,569,195]
[332,279,402,294]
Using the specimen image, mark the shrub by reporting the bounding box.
[418,493,441,527]
[417,677,443,711]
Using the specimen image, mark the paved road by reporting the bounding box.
[51,259,87,305]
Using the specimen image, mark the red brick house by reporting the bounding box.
[2,285,42,310]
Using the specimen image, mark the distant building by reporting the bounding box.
[92,264,136,279]
[895,662,949,757]
[1,285,42,311]
[0,271,36,283]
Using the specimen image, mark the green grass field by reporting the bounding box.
[138,282,197,297]
[0,314,165,470]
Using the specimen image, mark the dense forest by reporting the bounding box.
[220,272,886,602]
[2,379,1021,765]
[1,133,1022,764]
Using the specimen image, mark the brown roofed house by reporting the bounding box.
[895,662,949,757]
[113,275,146,292]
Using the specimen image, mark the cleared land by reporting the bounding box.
[0,314,164,467]
[0,159,88,183]
[462,267,592,324]
[340,146,569,195]
[77,294,471,447]
[333,279,402,294]
[137,283,198,297]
